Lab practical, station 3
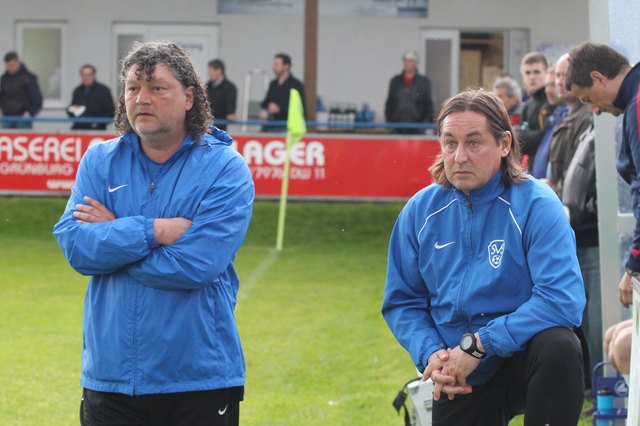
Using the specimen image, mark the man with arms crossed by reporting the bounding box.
[53,41,254,426]
[382,89,585,425]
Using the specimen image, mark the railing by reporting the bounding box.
[0,115,437,132]
[1,116,114,125]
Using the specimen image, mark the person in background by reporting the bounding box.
[548,53,593,197]
[518,52,555,170]
[605,319,632,375]
[564,43,640,382]
[493,75,524,126]
[546,52,597,393]
[67,64,115,130]
[382,89,585,426]
[53,41,254,426]
[565,41,640,310]
[530,66,567,179]
[0,51,42,129]
[206,59,237,131]
[560,118,601,384]
[384,49,435,134]
[259,53,305,132]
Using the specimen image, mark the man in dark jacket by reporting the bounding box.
[550,52,598,388]
[385,50,434,134]
[549,54,594,197]
[518,52,555,170]
[68,64,114,130]
[566,42,640,311]
[206,59,237,131]
[260,53,305,132]
[0,51,42,128]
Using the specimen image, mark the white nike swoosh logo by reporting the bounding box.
[218,404,228,416]
[108,184,128,193]
[434,241,455,249]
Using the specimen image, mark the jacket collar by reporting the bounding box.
[123,131,197,164]
[453,168,505,206]
[208,126,234,146]
[122,125,234,161]
[614,62,640,111]
[531,86,547,101]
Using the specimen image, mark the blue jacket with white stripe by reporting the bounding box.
[382,170,585,385]
[53,128,254,395]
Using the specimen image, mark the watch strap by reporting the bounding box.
[461,333,486,359]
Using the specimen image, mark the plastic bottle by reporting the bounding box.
[596,387,615,426]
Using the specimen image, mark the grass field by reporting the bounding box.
[0,197,591,425]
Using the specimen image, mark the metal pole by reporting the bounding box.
[304,0,318,122]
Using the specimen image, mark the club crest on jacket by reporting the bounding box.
[488,240,505,269]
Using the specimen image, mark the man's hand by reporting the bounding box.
[422,349,449,382]
[267,102,280,115]
[154,218,192,246]
[74,196,115,223]
[619,272,633,308]
[422,349,471,401]
[440,346,480,395]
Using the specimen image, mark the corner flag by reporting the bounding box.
[276,89,306,251]
[286,88,307,146]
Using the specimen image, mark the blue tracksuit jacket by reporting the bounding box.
[382,171,585,385]
[53,128,254,395]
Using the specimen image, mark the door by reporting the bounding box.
[421,29,460,114]
[112,23,219,90]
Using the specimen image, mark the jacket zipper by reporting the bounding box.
[456,193,474,324]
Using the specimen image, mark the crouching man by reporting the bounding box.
[382,89,586,425]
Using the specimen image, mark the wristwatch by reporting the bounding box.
[460,333,487,359]
[625,267,640,278]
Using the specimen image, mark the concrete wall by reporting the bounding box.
[0,0,590,128]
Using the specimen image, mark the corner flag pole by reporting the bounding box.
[276,89,306,251]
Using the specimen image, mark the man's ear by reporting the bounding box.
[185,86,195,111]
[500,131,512,158]
[590,71,606,85]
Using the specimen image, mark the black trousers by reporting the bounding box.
[432,327,585,426]
[80,387,242,426]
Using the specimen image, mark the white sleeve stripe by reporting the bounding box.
[498,196,522,237]
[497,196,511,206]
[508,208,523,237]
[418,199,458,238]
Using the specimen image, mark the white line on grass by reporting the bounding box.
[237,249,278,305]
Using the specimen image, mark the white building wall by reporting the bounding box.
[0,0,590,128]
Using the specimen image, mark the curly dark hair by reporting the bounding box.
[114,41,212,140]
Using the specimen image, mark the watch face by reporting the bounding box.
[461,334,473,351]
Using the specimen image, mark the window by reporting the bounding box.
[16,22,66,108]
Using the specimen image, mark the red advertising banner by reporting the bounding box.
[0,132,440,199]
[234,134,439,199]
[0,133,111,194]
